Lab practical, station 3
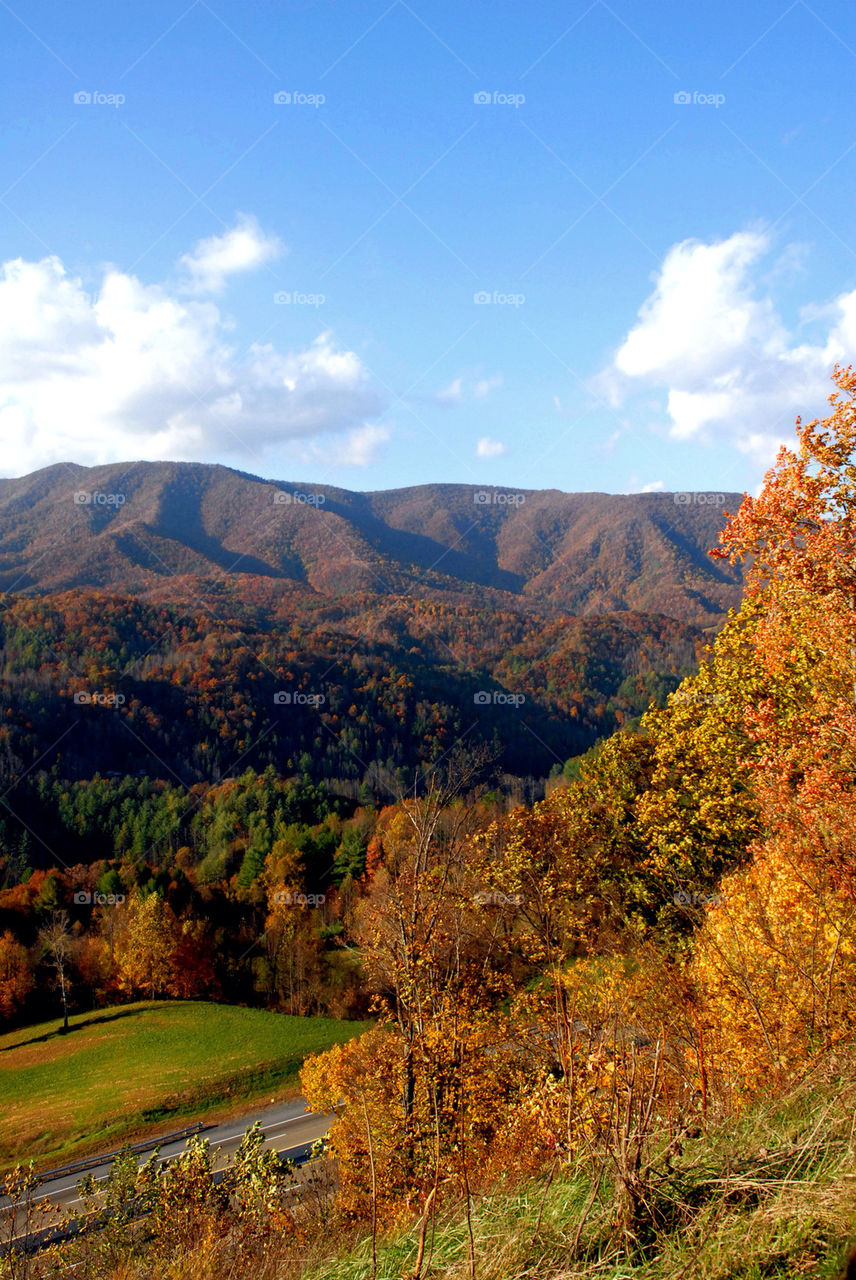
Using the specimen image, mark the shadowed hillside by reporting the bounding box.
[0,462,744,626]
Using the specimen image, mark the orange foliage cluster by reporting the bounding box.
[298,370,856,1235]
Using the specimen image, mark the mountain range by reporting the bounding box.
[0,462,748,831]
[0,462,744,627]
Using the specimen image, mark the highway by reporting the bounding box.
[0,1097,330,1251]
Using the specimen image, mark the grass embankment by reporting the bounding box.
[0,1000,369,1172]
[302,1074,856,1280]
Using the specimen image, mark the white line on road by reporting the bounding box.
[2,1111,325,1212]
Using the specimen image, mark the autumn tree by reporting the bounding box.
[38,911,76,1031]
[167,918,220,999]
[75,930,121,1005]
[634,601,768,936]
[115,891,177,999]
[485,728,658,952]
[307,748,541,1220]
[0,931,33,1024]
[693,835,856,1102]
[258,836,325,1014]
[710,365,856,898]
[667,368,856,1102]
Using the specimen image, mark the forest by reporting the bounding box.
[5,369,856,1278]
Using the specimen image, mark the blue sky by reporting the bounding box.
[0,0,854,494]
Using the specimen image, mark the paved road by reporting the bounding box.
[1,1096,330,1238]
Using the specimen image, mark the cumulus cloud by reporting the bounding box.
[610,229,856,465]
[476,436,506,458]
[178,213,282,294]
[640,480,665,492]
[0,225,386,477]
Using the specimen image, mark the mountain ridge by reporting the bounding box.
[0,461,745,626]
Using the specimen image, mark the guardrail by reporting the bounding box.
[1,1140,318,1258]
[4,1122,210,1197]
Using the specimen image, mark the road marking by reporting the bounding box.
[259,1114,314,1134]
[5,1112,327,1213]
[53,1128,324,1209]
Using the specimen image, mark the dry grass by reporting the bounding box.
[12,1063,856,1280]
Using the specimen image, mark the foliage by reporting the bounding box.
[0,931,32,1023]
[10,371,856,1276]
[0,589,701,837]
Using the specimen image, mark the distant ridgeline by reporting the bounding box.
[0,461,744,868]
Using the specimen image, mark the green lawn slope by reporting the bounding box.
[0,1000,369,1171]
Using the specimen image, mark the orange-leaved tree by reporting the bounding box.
[690,366,856,1100]
[0,930,33,1023]
[711,364,856,897]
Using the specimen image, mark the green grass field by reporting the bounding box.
[0,1000,369,1171]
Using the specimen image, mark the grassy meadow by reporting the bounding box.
[0,1000,368,1170]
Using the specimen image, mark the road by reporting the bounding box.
[0,1097,330,1248]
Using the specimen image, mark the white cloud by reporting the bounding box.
[476,436,506,458]
[434,373,502,406]
[301,424,391,468]
[435,376,464,406]
[473,375,502,400]
[0,232,386,477]
[179,213,282,294]
[640,480,665,492]
[338,424,391,466]
[610,229,856,466]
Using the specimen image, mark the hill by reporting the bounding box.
[0,588,701,815]
[0,461,743,627]
[0,462,745,850]
[0,1000,367,1169]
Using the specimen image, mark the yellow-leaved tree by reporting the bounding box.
[693,837,856,1102]
[692,366,856,1101]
